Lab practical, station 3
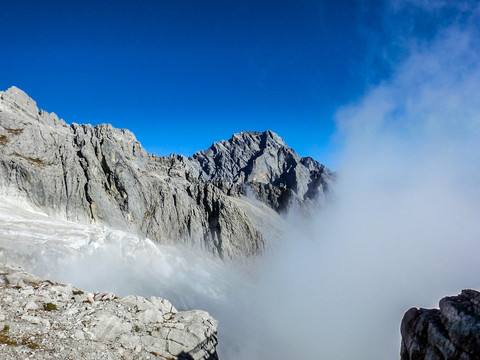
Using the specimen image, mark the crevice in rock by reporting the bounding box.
[75,149,94,219]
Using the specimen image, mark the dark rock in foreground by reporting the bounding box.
[401,289,480,360]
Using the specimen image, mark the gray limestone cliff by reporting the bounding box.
[0,86,333,259]
[0,265,218,359]
[401,289,480,360]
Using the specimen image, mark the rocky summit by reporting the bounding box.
[401,289,480,360]
[190,129,332,211]
[0,265,218,360]
[0,86,334,259]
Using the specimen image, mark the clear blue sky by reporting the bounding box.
[0,0,468,168]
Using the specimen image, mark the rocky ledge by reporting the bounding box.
[0,265,218,360]
[401,289,480,360]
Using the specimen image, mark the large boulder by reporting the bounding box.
[401,289,480,360]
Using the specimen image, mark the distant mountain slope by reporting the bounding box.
[0,86,333,258]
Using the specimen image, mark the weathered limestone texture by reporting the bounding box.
[0,265,218,359]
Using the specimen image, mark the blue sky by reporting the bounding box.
[0,0,474,168]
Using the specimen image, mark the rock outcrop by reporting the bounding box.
[0,86,333,258]
[400,289,480,360]
[0,265,218,359]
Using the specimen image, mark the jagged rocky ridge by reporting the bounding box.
[0,86,334,259]
[0,265,218,359]
[401,289,480,360]
[190,130,332,211]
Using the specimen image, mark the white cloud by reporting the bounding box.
[390,0,476,13]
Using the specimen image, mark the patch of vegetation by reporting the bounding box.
[21,336,39,350]
[0,135,7,146]
[5,128,23,135]
[0,324,17,346]
[150,351,160,356]
[27,342,38,349]
[0,333,17,346]
[43,303,57,311]
[24,157,46,166]
[134,325,141,333]
[13,152,47,167]
[72,290,84,295]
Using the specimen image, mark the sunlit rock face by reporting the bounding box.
[0,265,218,359]
[401,290,480,360]
[0,86,333,259]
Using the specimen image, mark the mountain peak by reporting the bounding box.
[191,130,289,168]
[190,129,333,210]
[263,129,284,141]
[230,130,286,149]
[5,86,26,97]
[1,86,39,116]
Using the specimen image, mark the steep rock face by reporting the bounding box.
[0,86,332,258]
[0,87,263,258]
[0,265,218,359]
[400,289,480,360]
[190,130,334,211]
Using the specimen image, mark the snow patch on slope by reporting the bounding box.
[0,196,231,309]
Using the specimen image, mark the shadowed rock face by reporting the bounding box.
[0,86,332,258]
[401,289,480,360]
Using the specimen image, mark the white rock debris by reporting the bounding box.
[0,265,218,359]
